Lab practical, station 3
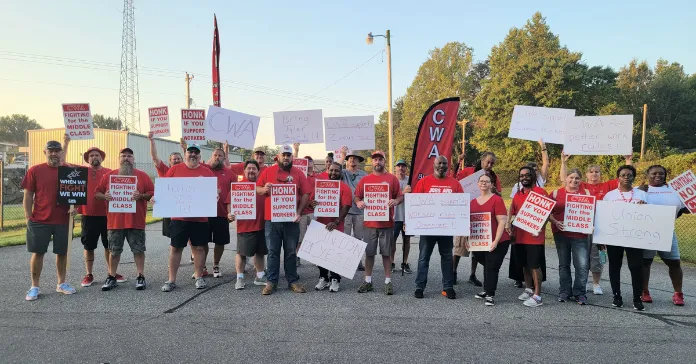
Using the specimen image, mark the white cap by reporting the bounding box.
[280,145,293,154]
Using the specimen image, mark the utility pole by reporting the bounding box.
[185,72,194,108]
[640,104,648,160]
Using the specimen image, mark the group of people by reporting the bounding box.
[22,135,688,311]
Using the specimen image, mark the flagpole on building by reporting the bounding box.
[367,30,393,173]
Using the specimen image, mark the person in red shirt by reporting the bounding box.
[308,162,352,292]
[95,148,154,291]
[227,146,268,176]
[22,140,77,301]
[412,156,463,300]
[148,132,183,242]
[256,145,310,295]
[315,152,334,180]
[354,150,403,295]
[292,143,316,266]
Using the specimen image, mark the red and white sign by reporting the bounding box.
[669,170,696,214]
[314,180,340,217]
[108,175,137,213]
[271,184,297,222]
[62,103,94,140]
[564,194,596,234]
[364,183,389,221]
[149,106,170,137]
[294,158,308,176]
[230,182,256,220]
[181,109,206,143]
[468,213,493,251]
[512,191,556,234]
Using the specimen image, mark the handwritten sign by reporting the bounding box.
[230,182,256,220]
[62,103,94,140]
[512,191,556,234]
[293,158,308,176]
[324,115,375,151]
[404,193,471,236]
[153,177,217,217]
[204,106,260,149]
[273,109,324,144]
[148,106,170,137]
[314,180,340,217]
[508,105,574,144]
[564,115,633,155]
[57,166,88,205]
[458,169,485,200]
[593,201,676,251]
[181,109,206,143]
[668,170,696,213]
[564,194,596,234]
[271,184,297,222]
[297,220,367,279]
[108,175,137,213]
[468,213,492,251]
[364,183,389,221]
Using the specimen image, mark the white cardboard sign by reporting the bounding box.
[668,169,696,214]
[512,191,556,234]
[593,201,676,251]
[458,169,485,200]
[108,175,137,213]
[364,183,389,221]
[508,105,574,145]
[404,193,471,236]
[564,115,633,155]
[324,115,375,151]
[230,182,256,220]
[271,184,297,222]
[204,106,260,149]
[273,109,324,144]
[297,220,367,279]
[62,103,95,140]
[314,180,340,217]
[181,109,206,143]
[153,177,217,217]
[148,106,170,137]
[468,212,493,251]
[293,158,308,176]
[563,194,596,234]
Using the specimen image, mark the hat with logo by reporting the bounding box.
[187,143,201,152]
[371,150,386,159]
[395,159,408,167]
[280,144,293,155]
[83,147,106,162]
[45,140,62,150]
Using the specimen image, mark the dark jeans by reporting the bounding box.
[554,234,589,298]
[318,267,341,282]
[415,236,454,290]
[473,241,511,296]
[606,245,644,302]
[265,222,300,286]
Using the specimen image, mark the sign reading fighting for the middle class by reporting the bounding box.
[108,175,137,213]
[512,191,556,234]
[293,158,308,176]
[468,212,493,251]
[271,184,297,222]
[230,182,256,220]
[364,183,389,221]
[563,194,596,234]
[314,180,340,217]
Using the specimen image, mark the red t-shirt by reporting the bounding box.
[511,186,549,245]
[550,187,590,239]
[580,180,618,201]
[355,173,402,229]
[301,175,316,215]
[155,160,170,177]
[412,175,464,194]
[165,163,216,222]
[80,166,112,216]
[314,181,353,232]
[96,169,154,230]
[470,194,510,242]
[456,167,502,192]
[315,171,329,180]
[21,163,70,224]
[205,166,235,217]
[230,162,267,176]
[234,178,265,233]
[257,164,310,221]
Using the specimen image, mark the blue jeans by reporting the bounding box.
[415,236,454,290]
[265,222,300,286]
[554,234,589,298]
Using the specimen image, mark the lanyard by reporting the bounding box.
[619,189,634,203]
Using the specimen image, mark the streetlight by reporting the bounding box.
[366,30,393,173]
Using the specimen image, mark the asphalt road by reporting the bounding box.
[1,221,695,364]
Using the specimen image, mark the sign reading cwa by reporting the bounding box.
[564,115,633,155]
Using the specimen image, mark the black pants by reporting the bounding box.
[473,241,511,296]
[508,243,547,282]
[318,267,341,282]
[606,245,644,302]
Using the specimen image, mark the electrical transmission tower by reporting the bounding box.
[117,0,141,132]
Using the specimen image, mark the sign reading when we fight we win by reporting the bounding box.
[57,166,88,205]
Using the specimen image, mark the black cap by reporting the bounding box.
[45,141,62,150]
[120,147,134,155]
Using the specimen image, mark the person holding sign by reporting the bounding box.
[392,159,413,274]
[337,146,368,271]
[412,156,463,299]
[95,148,154,291]
[315,152,334,180]
[354,151,403,295]
[148,132,183,241]
[292,143,316,267]
[227,146,268,176]
[509,139,549,197]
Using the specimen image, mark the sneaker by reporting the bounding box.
[474,291,487,300]
[485,296,495,306]
[290,283,307,293]
[468,275,482,287]
[115,274,127,283]
[329,279,340,292]
[253,275,268,286]
[191,268,210,279]
[558,293,570,303]
[161,281,177,292]
[81,274,94,287]
[641,290,653,303]
[315,277,329,291]
[213,266,222,278]
[195,277,207,289]
[358,282,373,293]
[634,301,645,311]
[513,280,524,288]
[518,288,533,301]
[384,282,394,295]
[414,288,424,299]
[235,278,245,290]
[401,263,413,274]
[56,283,76,295]
[391,263,396,273]
[612,294,623,308]
[357,261,365,271]
[577,296,588,305]
[25,287,40,301]
[262,283,277,295]
[442,288,456,299]
[135,275,146,290]
[673,292,685,306]
[523,295,543,307]
[593,284,604,295]
[101,276,117,291]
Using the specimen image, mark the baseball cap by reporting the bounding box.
[83,147,106,162]
[279,144,293,155]
[45,140,62,150]
[395,159,408,167]
[345,148,365,163]
[119,147,134,155]
[371,150,386,159]
[187,143,201,152]
[253,148,266,155]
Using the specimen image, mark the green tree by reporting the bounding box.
[93,114,122,130]
[0,114,43,145]
[647,60,696,150]
[372,97,404,162]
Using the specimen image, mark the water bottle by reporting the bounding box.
[599,250,607,265]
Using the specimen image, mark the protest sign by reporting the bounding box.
[273,109,324,144]
[324,115,375,151]
[293,158,308,176]
[57,166,88,205]
[204,106,260,148]
[314,180,340,217]
[508,105,574,145]
[271,184,297,222]
[148,106,170,137]
[458,169,485,200]
[404,193,471,236]
[668,169,696,213]
[364,183,389,221]
[108,175,138,213]
[230,182,256,220]
[181,109,206,143]
[297,220,367,279]
[563,115,633,155]
[153,177,217,217]
[62,103,94,140]
[468,213,492,251]
[593,201,676,251]
[564,194,596,234]
[512,191,556,234]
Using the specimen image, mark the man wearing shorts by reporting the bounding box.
[22,140,77,301]
[148,131,183,240]
[354,150,403,295]
[338,146,368,271]
[95,148,154,291]
[392,159,412,274]
[202,148,234,278]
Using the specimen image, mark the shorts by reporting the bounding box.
[514,244,545,270]
[453,236,469,257]
[589,242,603,273]
[161,217,171,237]
[80,215,108,250]
[208,216,231,245]
[392,221,411,241]
[108,229,146,256]
[237,231,268,257]
[26,220,69,255]
[364,227,394,257]
[299,213,314,242]
[344,214,364,240]
[643,233,680,260]
[169,220,209,248]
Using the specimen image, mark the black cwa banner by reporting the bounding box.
[57,166,88,205]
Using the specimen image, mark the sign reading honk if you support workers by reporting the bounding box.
[512,191,556,234]
[271,184,297,222]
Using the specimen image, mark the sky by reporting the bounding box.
[1,0,694,159]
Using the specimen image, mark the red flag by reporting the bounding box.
[212,14,221,107]
[408,97,460,185]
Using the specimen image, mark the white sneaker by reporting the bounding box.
[315,277,329,291]
[213,266,222,278]
[235,277,245,290]
[329,279,340,292]
[518,288,533,301]
[523,296,543,307]
[593,284,604,295]
[195,277,207,289]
